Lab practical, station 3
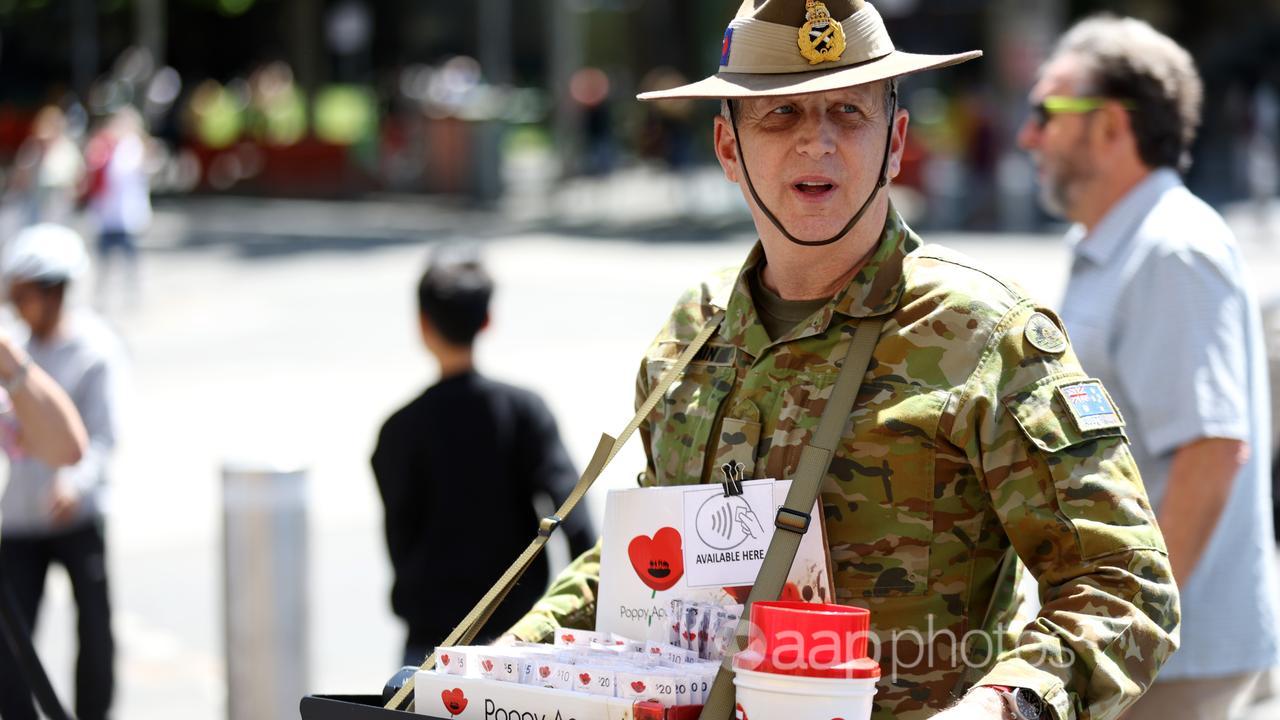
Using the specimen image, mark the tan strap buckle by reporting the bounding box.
[774,507,811,534]
[537,515,562,538]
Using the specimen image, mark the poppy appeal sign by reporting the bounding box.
[597,478,833,641]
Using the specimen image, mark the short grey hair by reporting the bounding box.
[1052,14,1202,172]
[719,78,899,122]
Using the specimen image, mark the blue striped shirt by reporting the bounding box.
[1061,168,1280,679]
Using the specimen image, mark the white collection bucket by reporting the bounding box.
[733,665,877,720]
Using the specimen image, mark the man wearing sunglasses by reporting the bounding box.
[1019,15,1280,720]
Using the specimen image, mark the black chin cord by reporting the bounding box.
[729,87,898,247]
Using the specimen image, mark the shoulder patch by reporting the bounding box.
[1056,380,1125,432]
[1025,312,1067,354]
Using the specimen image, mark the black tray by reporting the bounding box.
[300,694,445,719]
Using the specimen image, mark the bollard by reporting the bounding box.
[222,461,309,720]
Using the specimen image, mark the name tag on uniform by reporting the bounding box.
[1056,380,1124,432]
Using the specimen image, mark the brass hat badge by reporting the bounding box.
[797,0,847,65]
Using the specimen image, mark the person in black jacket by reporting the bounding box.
[372,249,595,667]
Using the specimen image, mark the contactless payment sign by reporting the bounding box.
[682,482,774,587]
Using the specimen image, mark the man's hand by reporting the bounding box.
[50,477,83,525]
[930,687,1006,719]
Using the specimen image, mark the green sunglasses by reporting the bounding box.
[1030,95,1136,127]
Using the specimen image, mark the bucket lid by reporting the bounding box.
[734,601,881,679]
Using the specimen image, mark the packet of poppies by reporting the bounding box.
[431,633,718,708]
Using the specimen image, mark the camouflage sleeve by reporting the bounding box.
[953,302,1180,720]
[504,540,602,642]
[636,282,711,488]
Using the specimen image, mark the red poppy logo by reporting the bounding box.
[648,646,661,654]
[441,688,468,716]
[539,665,551,679]
[735,702,749,720]
[440,653,450,666]
[480,659,494,673]
[579,672,592,686]
[560,633,576,645]
[631,680,647,693]
[627,527,685,592]
[682,630,696,642]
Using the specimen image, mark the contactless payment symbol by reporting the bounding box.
[1025,312,1067,354]
[695,492,763,551]
[1057,380,1124,432]
[798,0,846,65]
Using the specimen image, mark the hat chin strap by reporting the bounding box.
[728,86,897,247]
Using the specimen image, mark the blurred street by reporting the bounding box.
[12,182,1279,720]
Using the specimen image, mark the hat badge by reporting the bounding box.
[797,0,846,65]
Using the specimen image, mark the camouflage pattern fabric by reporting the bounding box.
[507,210,1179,720]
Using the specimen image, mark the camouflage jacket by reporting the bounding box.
[508,211,1179,720]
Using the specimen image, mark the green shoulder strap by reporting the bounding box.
[385,311,726,712]
[698,318,885,720]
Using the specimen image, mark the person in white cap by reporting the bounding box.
[0,222,127,720]
[506,2,1179,719]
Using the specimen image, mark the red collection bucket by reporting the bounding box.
[732,602,880,720]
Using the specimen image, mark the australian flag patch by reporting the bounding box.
[1056,380,1125,432]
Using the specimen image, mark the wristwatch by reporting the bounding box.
[983,685,1047,720]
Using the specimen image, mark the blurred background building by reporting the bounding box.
[0,0,1274,230]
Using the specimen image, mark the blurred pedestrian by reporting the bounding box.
[0,284,86,720]
[0,223,127,720]
[8,105,85,226]
[1019,15,1280,720]
[82,106,152,311]
[371,249,595,667]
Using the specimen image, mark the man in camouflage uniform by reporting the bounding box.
[507,2,1179,718]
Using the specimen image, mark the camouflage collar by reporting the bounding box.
[712,208,918,358]
[831,208,917,318]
